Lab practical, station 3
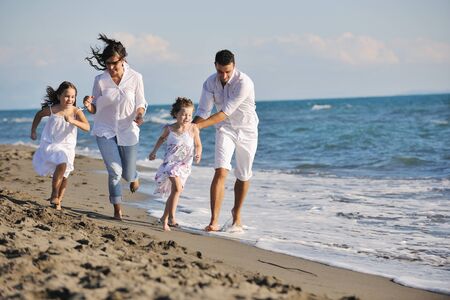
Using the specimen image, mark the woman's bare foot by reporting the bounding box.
[113,204,123,221]
[130,179,140,193]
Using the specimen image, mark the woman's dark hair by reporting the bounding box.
[85,33,127,71]
[215,49,235,66]
[170,97,194,118]
[42,81,77,108]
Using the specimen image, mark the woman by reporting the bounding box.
[83,34,147,220]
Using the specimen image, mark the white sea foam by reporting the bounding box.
[133,160,450,294]
[311,104,332,110]
[1,117,34,123]
[147,109,172,125]
[431,119,449,125]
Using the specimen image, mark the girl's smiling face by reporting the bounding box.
[59,88,77,107]
[176,106,194,125]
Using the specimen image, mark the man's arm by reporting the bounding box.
[193,111,227,130]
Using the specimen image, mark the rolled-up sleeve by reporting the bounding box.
[196,80,215,119]
[222,78,252,116]
[135,74,147,111]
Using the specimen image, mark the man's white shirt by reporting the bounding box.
[196,68,258,131]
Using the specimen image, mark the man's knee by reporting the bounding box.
[214,168,229,180]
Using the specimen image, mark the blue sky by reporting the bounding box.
[0,0,449,109]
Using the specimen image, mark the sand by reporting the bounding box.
[0,144,448,300]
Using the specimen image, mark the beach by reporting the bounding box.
[0,144,448,300]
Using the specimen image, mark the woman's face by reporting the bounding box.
[105,54,124,77]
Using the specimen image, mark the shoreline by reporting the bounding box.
[1,144,449,300]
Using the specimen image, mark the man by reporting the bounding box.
[193,49,258,231]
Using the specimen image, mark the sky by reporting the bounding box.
[0,0,449,110]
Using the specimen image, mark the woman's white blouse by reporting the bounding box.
[91,63,147,146]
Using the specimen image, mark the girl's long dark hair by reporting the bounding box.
[42,81,77,109]
[85,33,127,71]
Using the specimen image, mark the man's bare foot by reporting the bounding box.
[130,179,140,193]
[204,224,220,232]
[231,208,241,227]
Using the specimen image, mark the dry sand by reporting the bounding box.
[0,144,448,300]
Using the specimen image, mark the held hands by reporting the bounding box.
[134,113,144,126]
[30,131,37,140]
[194,153,202,164]
[83,96,94,109]
[148,151,157,161]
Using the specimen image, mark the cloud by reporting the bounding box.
[0,46,56,67]
[249,32,450,66]
[393,38,450,64]
[0,47,13,64]
[251,32,399,65]
[112,32,179,63]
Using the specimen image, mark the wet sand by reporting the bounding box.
[0,144,448,300]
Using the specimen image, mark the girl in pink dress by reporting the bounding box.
[148,97,202,231]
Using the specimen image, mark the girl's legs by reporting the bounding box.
[51,163,67,210]
[96,136,124,219]
[56,177,68,209]
[118,143,139,193]
[161,177,183,231]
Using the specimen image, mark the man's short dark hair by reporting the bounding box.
[215,50,235,65]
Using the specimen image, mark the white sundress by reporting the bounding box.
[154,125,195,196]
[32,107,78,178]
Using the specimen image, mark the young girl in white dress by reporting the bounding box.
[30,81,90,210]
[148,97,202,231]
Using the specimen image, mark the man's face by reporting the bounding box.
[215,63,234,85]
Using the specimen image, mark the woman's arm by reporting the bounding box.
[30,108,50,140]
[134,106,145,126]
[193,124,202,163]
[65,109,90,132]
[148,126,170,160]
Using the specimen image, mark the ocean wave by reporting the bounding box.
[311,104,332,111]
[147,116,172,125]
[392,156,430,166]
[1,117,34,123]
[431,119,449,126]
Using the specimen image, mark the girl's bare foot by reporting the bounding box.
[50,198,61,210]
[168,218,179,227]
[163,223,171,231]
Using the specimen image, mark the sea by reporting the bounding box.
[1,94,449,294]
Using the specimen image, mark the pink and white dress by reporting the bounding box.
[154,125,194,196]
[32,107,77,178]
